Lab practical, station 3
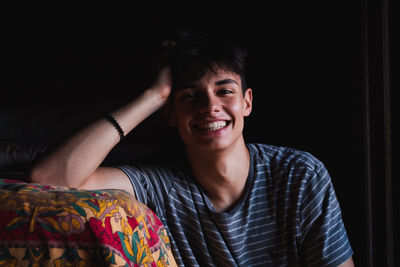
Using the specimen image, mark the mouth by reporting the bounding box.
[193,120,231,132]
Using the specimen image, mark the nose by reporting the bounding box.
[199,93,220,114]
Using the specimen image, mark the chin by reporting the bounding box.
[185,137,239,153]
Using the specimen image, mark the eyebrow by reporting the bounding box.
[215,79,239,86]
[180,78,239,90]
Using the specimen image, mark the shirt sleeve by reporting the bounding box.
[116,163,175,219]
[298,156,353,267]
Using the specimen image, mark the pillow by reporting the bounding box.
[0,179,177,266]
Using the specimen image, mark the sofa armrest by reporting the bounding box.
[0,179,177,266]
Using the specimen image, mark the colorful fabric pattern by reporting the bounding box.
[0,179,177,267]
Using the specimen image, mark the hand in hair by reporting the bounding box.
[150,66,172,101]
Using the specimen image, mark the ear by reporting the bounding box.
[243,88,253,117]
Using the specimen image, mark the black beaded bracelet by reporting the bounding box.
[105,113,125,141]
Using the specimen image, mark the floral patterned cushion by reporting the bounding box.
[0,179,177,266]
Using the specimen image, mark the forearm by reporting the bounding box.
[29,88,168,187]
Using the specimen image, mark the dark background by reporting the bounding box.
[1,2,396,266]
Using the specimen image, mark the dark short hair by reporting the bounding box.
[166,30,248,94]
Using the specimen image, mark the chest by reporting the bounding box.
[163,180,302,266]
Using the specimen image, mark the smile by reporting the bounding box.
[195,120,230,131]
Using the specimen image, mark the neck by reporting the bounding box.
[186,137,250,212]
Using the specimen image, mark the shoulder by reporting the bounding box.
[115,161,192,207]
[116,161,190,188]
[247,143,331,193]
[247,143,325,172]
[118,161,177,177]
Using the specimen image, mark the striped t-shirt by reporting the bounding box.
[118,143,353,266]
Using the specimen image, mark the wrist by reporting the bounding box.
[146,85,171,104]
[104,113,125,142]
[149,67,172,100]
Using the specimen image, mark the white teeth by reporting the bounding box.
[197,121,227,131]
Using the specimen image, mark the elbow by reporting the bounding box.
[29,160,60,185]
[29,164,49,184]
[29,161,87,188]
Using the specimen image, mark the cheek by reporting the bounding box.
[172,98,194,114]
[172,107,190,128]
[227,99,245,115]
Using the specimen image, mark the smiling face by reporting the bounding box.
[169,68,252,153]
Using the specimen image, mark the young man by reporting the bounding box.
[30,32,355,266]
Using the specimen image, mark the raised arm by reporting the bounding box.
[29,68,171,194]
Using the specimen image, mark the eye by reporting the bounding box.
[218,88,234,95]
[179,91,197,101]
